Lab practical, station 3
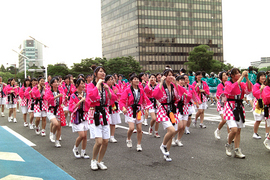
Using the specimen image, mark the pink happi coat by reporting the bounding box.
[32,86,48,113]
[5,84,19,105]
[191,80,210,103]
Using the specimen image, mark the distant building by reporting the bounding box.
[18,39,43,72]
[251,57,270,68]
[101,0,223,71]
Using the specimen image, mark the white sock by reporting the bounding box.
[155,131,158,133]
[81,149,85,155]
[74,145,78,151]
[111,136,114,139]
[186,127,189,130]
[162,143,167,147]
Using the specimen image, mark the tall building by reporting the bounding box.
[101,0,223,71]
[251,57,270,68]
[18,39,43,72]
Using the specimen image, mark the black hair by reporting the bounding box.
[129,72,138,81]
[86,74,92,78]
[64,75,70,81]
[195,71,202,81]
[202,71,206,77]
[180,68,186,73]
[219,71,227,81]
[38,77,45,83]
[189,71,193,76]
[58,75,62,79]
[176,75,185,81]
[149,74,156,78]
[105,75,113,82]
[256,71,266,84]
[248,66,253,73]
[23,78,31,87]
[230,68,240,76]
[138,73,145,82]
[75,78,85,88]
[163,69,174,77]
[77,74,84,79]
[50,77,59,86]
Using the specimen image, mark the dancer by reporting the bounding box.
[19,78,31,127]
[0,76,7,117]
[69,78,90,158]
[6,78,18,123]
[88,65,117,170]
[25,78,38,129]
[224,69,252,158]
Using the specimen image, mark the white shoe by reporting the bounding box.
[148,127,153,136]
[1,112,4,117]
[199,124,206,128]
[175,140,183,147]
[24,122,28,127]
[225,143,233,157]
[133,129,137,133]
[16,109,20,113]
[69,122,72,127]
[253,133,261,139]
[193,120,197,127]
[55,140,61,148]
[126,139,132,148]
[29,124,34,130]
[91,160,98,170]
[66,122,69,127]
[171,138,176,146]
[263,138,270,150]
[41,129,46,137]
[8,117,12,122]
[265,133,269,138]
[234,148,245,159]
[210,103,215,106]
[109,137,117,143]
[11,116,13,120]
[50,134,56,143]
[59,136,62,141]
[73,148,81,158]
[154,132,160,138]
[97,161,107,170]
[214,129,221,140]
[81,153,90,159]
[137,144,142,152]
[185,129,190,134]
[35,127,40,135]
[13,118,17,123]
[163,155,172,162]
[143,119,148,126]
[160,144,169,156]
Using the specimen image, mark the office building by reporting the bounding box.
[18,39,43,72]
[101,0,223,71]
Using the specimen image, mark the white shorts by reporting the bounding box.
[34,111,47,118]
[253,112,264,121]
[7,104,16,109]
[246,93,254,101]
[266,119,270,127]
[210,93,216,98]
[21,106,28,114]
[63,105,69,112]
[72,120,89,132]
[226,119,245,129]
[89,124,110,139]
[161,121,173,130]
[47,112,60,121]
[219,110,223,115]
[198,102,207,110]
[0,98,5,105]
[149,108,158,114]
[110,113,121,125]
[178,114,188,121]
[125,115,143,124]
[188,105,195,115]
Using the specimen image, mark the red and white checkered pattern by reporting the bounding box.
[156,105,179,123]
[125,106,145,119]
[111,103,120,114]
[33,100,48,113]
[20,97,28,107]
[223,101,246,121]
[71,111,89,124]
[48,106,61,116]
[216,101,223,112]
[202,94,208,103]
[6,95,18,105]
[253,98,257,111]
[89,107,110,125]
[176,104,189,116]
[27,99,33,110]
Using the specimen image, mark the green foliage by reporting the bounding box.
[259,66,270,72]
[0,65,6,72]
[184,45,214,72]
[104,56,142,78]
[0,72,15,82]
[47,64,69,78]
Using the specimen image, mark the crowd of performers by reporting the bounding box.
[1,65,270,170]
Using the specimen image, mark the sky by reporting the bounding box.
[0,0,270,70]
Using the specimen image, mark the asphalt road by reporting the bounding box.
[1,102,270,180]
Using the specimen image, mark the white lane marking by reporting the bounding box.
[0,152,24,162]
[1,174,43,180]
[2,126,36,147]
[115,125,149,135]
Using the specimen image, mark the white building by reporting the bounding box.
[18,39,43,72]
[251,57,270,69]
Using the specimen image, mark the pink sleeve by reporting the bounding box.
[86,84,100,103]
[144,84,152,97]
[203,81,210,95]
[24,87,31,99]
[262,86,270,105]
[153,85,166,102]
[5,85,12,94]
[185,89,192,104]
[216,84,224,99]
[68,93,77,112]
[224,81,241,96]
[142,90,153,110]
[119,89,129,111]
[19,87,25,99]
[32,87,40,99]
[107,88,117,106]
[45,89,54,105]
[252,83,261,100]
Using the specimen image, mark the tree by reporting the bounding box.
[104,56,142,78]
[184,45,215,72]
[259,66,270,72]
[47,64,69,78]
[0,64,6,72]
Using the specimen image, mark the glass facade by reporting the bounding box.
[101,0,223,71]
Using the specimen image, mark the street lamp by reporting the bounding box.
[12,49,28,79]
[29,36,49,81]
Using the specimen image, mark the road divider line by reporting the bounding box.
[2,126,36,147]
